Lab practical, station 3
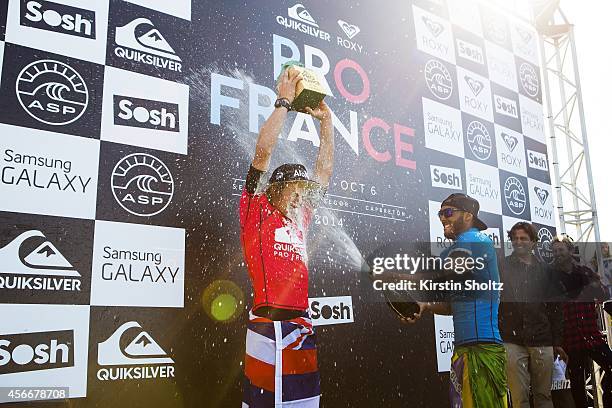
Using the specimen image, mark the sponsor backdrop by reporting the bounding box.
[0,0,555,406]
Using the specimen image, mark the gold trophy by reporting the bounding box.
[279,61,328,113]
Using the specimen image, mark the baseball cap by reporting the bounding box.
[441,193,488,231]
[267,164,318,189]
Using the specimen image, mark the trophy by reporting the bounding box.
[279,61,328,113]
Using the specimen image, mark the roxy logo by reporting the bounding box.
[519,62,539,98]
[501,132,518,152]
[0,230,82,292]
[494,94,518,119]
[465,76,484,96]
[21,0,96,39]
[466,121,492,161]
[277,4,331,42]
[534,186,550,205]
[16,60,88,126]
[425,60,452,100]
[430,165,462,190]
[0,330,74,375]
[114,95,180,132]
[516,27,533,44]
[309,296,354,326]
[114,18,182,73]
[504,176,527,216]
[97,321,175,381]
[457,39,484,65]
[111,153,174,217]
[528,150,549,172]
[336,19,363,53]
[338,19,359,39]
[422,16,444,37]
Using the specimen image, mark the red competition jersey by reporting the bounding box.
[239,170,314,312]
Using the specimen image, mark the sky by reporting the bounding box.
[559,1,612,241]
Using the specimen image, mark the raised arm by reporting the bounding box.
[251,68,302,171]
[306,101,334,189]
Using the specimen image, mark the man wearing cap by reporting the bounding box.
[239,66,334,407]
[407,193,508,408]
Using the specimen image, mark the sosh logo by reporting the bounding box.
[0,330,74,374]
[21,0,96,39]
[16,59,88,126]
[114,95,180,132]
[430,165,462,190]
[309,296,354,326]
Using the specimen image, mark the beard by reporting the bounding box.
[443,218,468,240]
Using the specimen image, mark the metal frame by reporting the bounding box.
[538,4,606,407]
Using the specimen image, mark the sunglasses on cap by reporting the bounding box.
[437,208,465,219]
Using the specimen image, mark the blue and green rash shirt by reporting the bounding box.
[440,227,503,346]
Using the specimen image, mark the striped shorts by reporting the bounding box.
[243,311,320,407]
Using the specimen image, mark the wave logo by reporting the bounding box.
[504,176,527,216]
[519,62,539,98]
[466,121,492,161]
[425,59,452,100]
[288,4,317,27]
[16,60,88,125]
[111,153,174,217]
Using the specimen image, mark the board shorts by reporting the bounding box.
[243,311,320,407]
[450,343,509,408]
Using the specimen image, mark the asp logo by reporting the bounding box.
[111,153,174,217]
[537,228,554,264]
[504,176,527,216]
[430,165,462,190]
[519,62,539,98]
[425,59,452,100]
[0,330,74,375]
[466,121,492,161]
[97,321,174,381]
[20,0,95,39]
[114,95,180,132]
[16,59,88,126]
[0,230,82,292]
[114,18,182,73]
[309,296,354,326]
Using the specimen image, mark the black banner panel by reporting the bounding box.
[0,0,553,407]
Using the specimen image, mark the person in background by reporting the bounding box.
[239,66,334,408]
[551,235,612,408]
[499,222,565,408]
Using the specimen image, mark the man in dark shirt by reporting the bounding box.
[499,222,565,408]
[551,235,612,408]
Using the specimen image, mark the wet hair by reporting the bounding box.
[552,234,575,251]
[507,221,538,242]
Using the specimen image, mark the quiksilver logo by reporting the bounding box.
[114,18,182,73]
[97,321,175,381]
